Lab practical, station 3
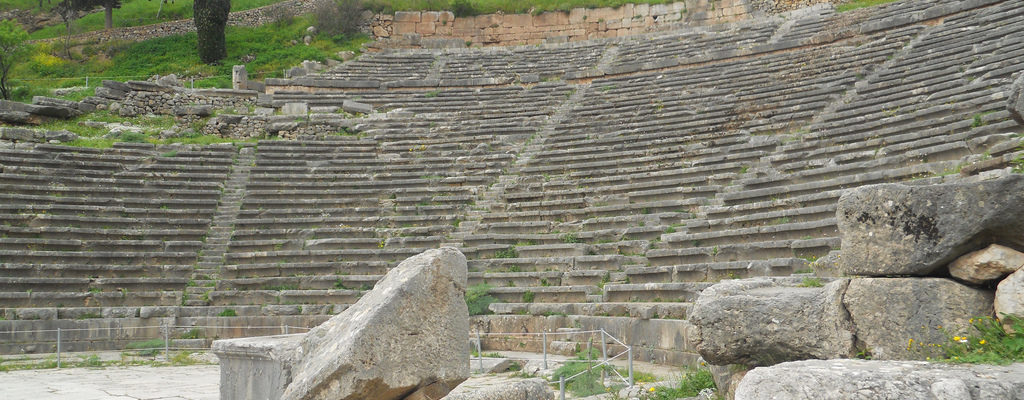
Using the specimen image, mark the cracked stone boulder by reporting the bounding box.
[213,247,470,400]
[688,277,855,367]
[844,278,993,360]
[837,175,1024,276]
[735,359,1024,400]
[1009,72,1024,125]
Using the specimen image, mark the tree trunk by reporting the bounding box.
[104,5,113,29]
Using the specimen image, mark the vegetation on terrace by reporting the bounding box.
[7,14,368,102]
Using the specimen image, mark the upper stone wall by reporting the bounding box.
[371,0,754,47]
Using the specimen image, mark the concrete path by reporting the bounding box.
[0,351,684,399]
[0,365,220,400]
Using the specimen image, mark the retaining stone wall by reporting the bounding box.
[748,0,845,13]
[371,0,754,46]
[113,90,254,118]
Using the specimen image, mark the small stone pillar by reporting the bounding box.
[232,65,248,90]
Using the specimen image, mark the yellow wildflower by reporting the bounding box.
[979,339,986,345]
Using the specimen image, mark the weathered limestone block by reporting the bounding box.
[949,244,1024,284]
[341,100,373,114]
[735,359,1024,400]
[442,378,552,400]
[689,277,855,367]
[837,175,1024,276]
[844,278,993,360]
[214,248,470,400]
[283,247,469,400]
[1009,72,1024,125]
[232,65,248,90]
[996,268,1024,326]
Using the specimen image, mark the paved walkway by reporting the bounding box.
[0,365,220,400]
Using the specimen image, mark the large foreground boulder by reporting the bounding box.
[843,278,993,360]
[837,175,1024,276]
[689,277,855,367]
[735,359,1024,400]
[213,247,470,400]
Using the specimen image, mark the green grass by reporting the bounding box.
[26,0,286,40]
[650,368,716,399]
[836,0,901,13]
[940,315,1024,365]
[9,15,369,102]
[362,0,676,15]
[465,283,497,316]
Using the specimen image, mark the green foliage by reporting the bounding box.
[465,283,497,316]
[316,0,367,36]
[26,0,282,39]
[521,290,535,303]
[836,0,900,12]
[650,368,716,399]
[941,315,1024,364]
[218,308,237,317]
[549,360,609,397]
[494,247,518,259]
[798,277,823,287]
[561,232,581,243]
[126,339,164,356]
[194,0,231,64]
[450,0,477,17]
[178,328,202,339]
[0,19,29,99]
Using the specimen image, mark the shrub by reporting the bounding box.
[521,290,535,303]
[316,0,366,37]
[494,247,518,259]
[194,0,231,64]
[451,0,478,17]
[218,308,237,317]
[465,283,497,316]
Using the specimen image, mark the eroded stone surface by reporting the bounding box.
[735,359,1024,400]
[280,247,470,400]
[442,378,552,400]
[844,278,993,360]
[837,175,1024,276]
[996,268,1024,326]
[949,244,1024,284]
[1009,72,1024,125]
[689,277,855,367]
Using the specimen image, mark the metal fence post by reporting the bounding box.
[559,375,565,400]
[56,327,61,369]
[627,346,634,387]
[163,324,169,357]
[85,76,89,87]
[542,331,548,370]
[475,331,483,373]
[600,329,608,384]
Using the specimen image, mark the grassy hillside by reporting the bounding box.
[26,0,282,39]
[9,15,368,101]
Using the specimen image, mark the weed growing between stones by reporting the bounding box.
[648,368,716,400]
[939,315,1024,365]
[465,283,496,315]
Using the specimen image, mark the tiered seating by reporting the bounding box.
[0,143,234,317]
[3,0,1023,353]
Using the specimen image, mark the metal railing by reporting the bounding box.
[471,328,634,399]
[0,323,313,369]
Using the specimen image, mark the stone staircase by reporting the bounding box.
[186,145,256,306]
